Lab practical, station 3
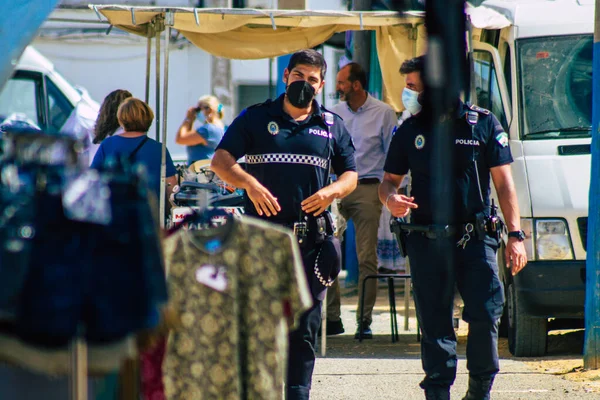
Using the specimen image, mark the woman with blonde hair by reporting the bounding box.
[175,94,226,166]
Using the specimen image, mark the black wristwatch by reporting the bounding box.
[508,230,526,242]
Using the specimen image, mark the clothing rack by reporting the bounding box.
[0,130,150,400]
[321,291,327,356]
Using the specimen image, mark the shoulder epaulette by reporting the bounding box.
[467,103,490,115]
[239,99,273,117]
[247,99,273,110]
[320,105,342,120]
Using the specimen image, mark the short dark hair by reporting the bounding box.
[400,55,425,75]
[287,49,327,80]
[343,62,368,90]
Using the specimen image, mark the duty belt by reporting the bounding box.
[396,222,469,239]
[281,213,335,245]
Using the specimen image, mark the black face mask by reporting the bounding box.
[286,80,316,108]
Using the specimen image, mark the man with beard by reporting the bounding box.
[326,62,398,339]
[211,49,357,400]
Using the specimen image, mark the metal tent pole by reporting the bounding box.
[145,35,152,104]
[403,261,411,331]
[155,19,162,142]
[321,290,327,356]
[584,0,600,369]
[159,12,173,229]
[70,337,88,400]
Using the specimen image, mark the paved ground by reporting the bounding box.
[310,274,600,399]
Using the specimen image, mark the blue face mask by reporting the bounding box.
[196,111,205,123]
[402,88,422,115]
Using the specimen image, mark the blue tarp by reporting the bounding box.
[0,0,60,91]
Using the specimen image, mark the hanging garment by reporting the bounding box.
[0,130,79,320]
[14,166,167,346]
[377,206,407,272]
[0,129,165,395]
[0,130,168,349]
[140,337,167,400]
[163,216,312,400]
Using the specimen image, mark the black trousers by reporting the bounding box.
[286,241,324,400]
[406,232,504,390]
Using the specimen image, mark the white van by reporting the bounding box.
[0,46,99,163]
[471,0,592,356]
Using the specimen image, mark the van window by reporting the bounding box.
[517,34,592,139]
[472,50,508,131]
[0,73,43,129]
[503,45,512,100]
[480,29,500,47]
[45,77,74,133]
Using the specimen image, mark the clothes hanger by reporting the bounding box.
[166,183,235,237]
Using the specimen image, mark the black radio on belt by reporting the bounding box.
[474,199,504,241]
[487,199,504,241]
[293,221,308,244]
[293,213,335,245]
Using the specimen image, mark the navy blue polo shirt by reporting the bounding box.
[384,102,513,224]
[217,94,356,223]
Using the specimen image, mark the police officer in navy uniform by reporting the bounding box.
[379,56,527,400]
[211,49,357,400]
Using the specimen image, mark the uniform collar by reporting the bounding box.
[413,99,466,123]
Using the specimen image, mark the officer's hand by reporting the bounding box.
[386,194,418,218]
[246,182,281,217]
[505,238,527,276]
[301,187,335,216]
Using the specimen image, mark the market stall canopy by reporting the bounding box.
[89,5,425,111]
[89,5,511,112]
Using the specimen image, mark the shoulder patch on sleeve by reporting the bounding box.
[495,132,509,147]
[468,103,490,115]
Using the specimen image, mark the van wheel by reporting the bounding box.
[498,301,509,338]
[507,282,548,357]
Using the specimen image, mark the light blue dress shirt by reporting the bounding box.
[331,94,398,180]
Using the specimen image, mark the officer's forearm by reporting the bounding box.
[211,149,257,190]
[496,183,521,232]
[491,165,521,232]
[378,179,399,205]
[327,171,357,199]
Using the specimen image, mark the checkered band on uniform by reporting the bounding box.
[245,153,329,169]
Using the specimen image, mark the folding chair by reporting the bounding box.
[357,273,414,343]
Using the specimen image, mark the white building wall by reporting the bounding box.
[32,37,211,160]
[34,1,347,160]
